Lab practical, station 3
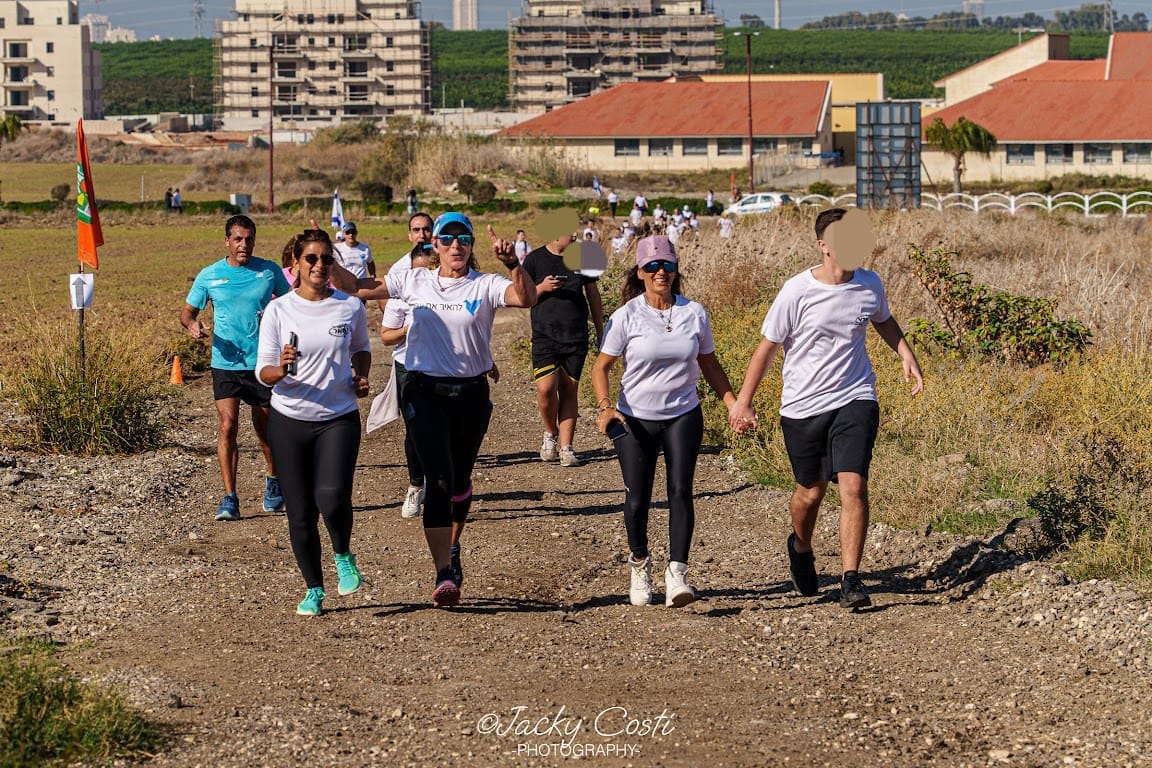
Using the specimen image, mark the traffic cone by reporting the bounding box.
[169,355,184,385]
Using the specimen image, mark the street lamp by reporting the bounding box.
[732,31,760,194]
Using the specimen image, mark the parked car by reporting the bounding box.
[724,192,794,216]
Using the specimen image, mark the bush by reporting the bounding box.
[49,183,69,202]
[6,319,170,455]
[473,179,497,204]
[166,334,211,374]
[457,174,477,203]
[807,180,835,197]
[905,244,1092,365]
[0,640,163,765]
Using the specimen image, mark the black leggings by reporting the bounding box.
[394,363,424,487]
[400,374,492,529]
[268,409,361,588]
[614,405,704,564]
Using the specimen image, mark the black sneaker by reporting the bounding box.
[450,547,464,588]
[432,567,460,608]
[839,572,872,609]
[787,533,820,596]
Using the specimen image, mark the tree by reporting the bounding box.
[0,114,25,147]
[925,116,997,194]
[739,14,766,28]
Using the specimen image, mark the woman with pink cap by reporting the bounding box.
[591,235,739,608]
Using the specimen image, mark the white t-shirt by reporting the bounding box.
[630,207,643,226]
[718,218,734,238]
[384,251,418,365]
[385,268,511,378]
[256,290,371,421]
[600,294,716,421]
[334,241,373,279]
[514,239,531,262]
[761,267,892,420]
[607,191,619,205]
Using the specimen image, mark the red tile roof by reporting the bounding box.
[925,80,1152,142]
[499,81,830,139]
[1002,60,1105,82]
[1107,32,1152,80]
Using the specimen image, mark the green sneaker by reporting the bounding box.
[296,587,325,616]
[334,552,363,596]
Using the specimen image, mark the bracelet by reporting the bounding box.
[596,397,612,410]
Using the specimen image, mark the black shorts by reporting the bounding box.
[779,399,880,486]
[212,368,272,408]
[531,341,587,382]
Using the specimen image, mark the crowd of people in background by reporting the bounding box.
[179,192,921,617]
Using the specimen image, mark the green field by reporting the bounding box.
[0,162,198,204]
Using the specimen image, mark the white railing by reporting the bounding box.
[794,191,1152,216]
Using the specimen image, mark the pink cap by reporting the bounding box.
[635,236,677,268]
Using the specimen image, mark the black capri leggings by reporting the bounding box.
[268,409,361,588]
[393,363,424,488]
[400,373,492,528]
[614,405,704,564]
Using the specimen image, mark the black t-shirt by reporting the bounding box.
[522,245,597,344]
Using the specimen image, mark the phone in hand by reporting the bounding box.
[606,418,629,441]
[286,332,298,375]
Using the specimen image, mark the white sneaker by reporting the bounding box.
[665,561,697,607]
[539,433,559,461]
[559,445,582,467]
[628,555,653,606]
[401,484,424,518]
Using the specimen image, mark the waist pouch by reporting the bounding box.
[411,373,486,398]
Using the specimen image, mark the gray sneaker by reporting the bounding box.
[539,433,559,461]
[559,445,582,467]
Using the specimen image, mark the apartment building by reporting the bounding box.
[0,0,101,123]
[509,0,721,112]
[216,0,430,127]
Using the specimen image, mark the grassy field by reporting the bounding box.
[0,162,199,204]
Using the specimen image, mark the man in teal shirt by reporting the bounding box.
[181,215,292,521]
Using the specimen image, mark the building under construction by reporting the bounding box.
[215,0,430,128]
[509,0,722,112]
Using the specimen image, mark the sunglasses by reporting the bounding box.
[641,259,678,274]
[301,253,335,266]
[435,233,474,247]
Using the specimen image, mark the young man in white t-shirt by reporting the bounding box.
[730,208,923,610]
[333,222,375,279]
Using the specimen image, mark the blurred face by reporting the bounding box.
[434,224,474,275]
[343,228,358,245]
[295,240,334,287]
[408,215,433,246]
[225,225,255,266]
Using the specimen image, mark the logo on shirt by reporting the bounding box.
[329,324,351,337]
[464,299,482,316]
[854,315,870,327]
[209,278,229,286]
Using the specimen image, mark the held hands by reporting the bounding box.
[487,224,518,268]
[728,401,759,434]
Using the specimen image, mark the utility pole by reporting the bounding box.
[732,31,760,194]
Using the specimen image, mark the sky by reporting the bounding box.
[82,0,1146,39]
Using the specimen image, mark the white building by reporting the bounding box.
[80,14,137,44]
[452,0,477,31]
[0,0,102,123]
[216,0,430,128]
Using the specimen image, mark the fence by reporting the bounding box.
[792,191,1152,216]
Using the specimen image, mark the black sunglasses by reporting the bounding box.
[435,233,475,247]
[641,259,678,274]
[301,253,335,266]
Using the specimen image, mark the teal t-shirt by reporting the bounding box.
[185,257,291,370]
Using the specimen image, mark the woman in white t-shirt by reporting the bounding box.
[591,236,738,608]
[333,212,536,608]
[256,229,372,617]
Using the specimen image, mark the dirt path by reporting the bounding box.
[6,308,1152,767]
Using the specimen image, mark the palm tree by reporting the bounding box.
[925,116,997,194]
[0,114,24,147]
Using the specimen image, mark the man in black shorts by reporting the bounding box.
[181,215,292,521]
[522,231,604,467]
[729,208,923,608]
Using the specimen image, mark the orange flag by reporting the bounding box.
[76,118,103,270]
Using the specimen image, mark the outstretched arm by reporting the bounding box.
[329,261,391,301]
[488,225,537,308]
[730,337,781,433]
[873,316,924,396]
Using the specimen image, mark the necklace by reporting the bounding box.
[647,297,674,332]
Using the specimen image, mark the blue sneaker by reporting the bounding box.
[214,493,240,521]
[296,587,325,616]
[333,552,363,596]
[263,476,285,513]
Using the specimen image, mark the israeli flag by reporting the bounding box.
[330,189,345,231]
